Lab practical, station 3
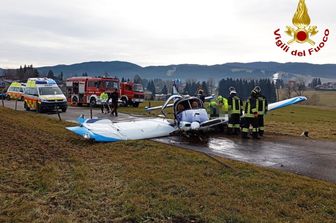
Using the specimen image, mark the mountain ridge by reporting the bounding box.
[1,61,336,80]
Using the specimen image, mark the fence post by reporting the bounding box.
[148,101,151,114]
[57,106,62,121]
[90,103,93,119]
[15,99,18,111]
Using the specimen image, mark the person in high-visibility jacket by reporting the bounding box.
[209,100,219,118]
[227,87,243,135]
[100,92,109,113]
[209,95,228,118]
[254,86,268,136]
[216,95,228,117]
[241,89,260,139]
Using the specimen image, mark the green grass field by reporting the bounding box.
[1,107,336,222]
[266,105,336,140]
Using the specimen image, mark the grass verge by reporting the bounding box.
[0,107,335,222]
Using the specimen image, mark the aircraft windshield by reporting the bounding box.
[104,81,119,90]
[38,87,63,95]
[175,98,203,113]
[133,84,143,92]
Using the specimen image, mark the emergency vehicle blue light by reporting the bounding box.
[36,80,48,84]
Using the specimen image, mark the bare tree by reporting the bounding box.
[286,80,295,98]
[294,77,306,96]
[207,78,215,95]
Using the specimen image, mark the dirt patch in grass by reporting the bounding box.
[0,107,336,222]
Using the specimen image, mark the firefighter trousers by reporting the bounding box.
[241,117,259,139]
[258,115,265,136]
[228,113,241,134]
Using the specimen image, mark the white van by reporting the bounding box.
[23,78,67,112]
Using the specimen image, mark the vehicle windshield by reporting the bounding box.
[133,84,144,92]
[104,81,119,90]
[38,87,63,95]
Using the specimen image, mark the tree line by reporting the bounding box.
[3,65,66,82]
[308,78,322,88]
[218,78,277,102]
[143,77,277,102]
[3,65,39,81]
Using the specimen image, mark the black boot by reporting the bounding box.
[253,132,260,139]
[242,132,250,139]
[259,130,264,136]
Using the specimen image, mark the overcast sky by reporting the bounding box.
[0,0,335,68]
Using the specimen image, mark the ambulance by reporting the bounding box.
[23,78,67,112]
[5,82,25,100]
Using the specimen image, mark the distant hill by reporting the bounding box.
[226,62,336,79]
[1,61,336,81]
[37,61,142,78]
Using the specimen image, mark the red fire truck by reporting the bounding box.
[66,77,144,107]
[66,77,119,106]
[120,82,144,107]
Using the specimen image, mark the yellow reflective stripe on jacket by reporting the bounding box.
[230,96,241,114]
[257,97,266,115]
[244,99,255,118]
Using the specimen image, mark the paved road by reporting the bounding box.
[3,100,336,183]
[1,99,145,122]
[155,136,336,183]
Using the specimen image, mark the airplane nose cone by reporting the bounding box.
[191,122,200,130]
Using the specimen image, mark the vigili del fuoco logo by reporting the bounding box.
[274,0,330,57]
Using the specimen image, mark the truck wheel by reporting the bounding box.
[6,95,10,101]
[24,101,30,111]
[90,98,97,107]
[20,96,24,101]
[61,107,67,112]
[121,98,128,107]
[133,102,139,107]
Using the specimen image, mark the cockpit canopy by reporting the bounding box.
[174,97,204,114]
[173,97,209,123]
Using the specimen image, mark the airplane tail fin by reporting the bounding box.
[172,82,179,95]
[76,115,87,125]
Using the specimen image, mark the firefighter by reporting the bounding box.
[100,91,109,114]
[254,86,268,136]
[217,95,228,117]
[227,87,242,135]
[241,89,259,139]
[110,88,119,117]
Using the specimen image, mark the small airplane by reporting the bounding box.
[66,85,307,142]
